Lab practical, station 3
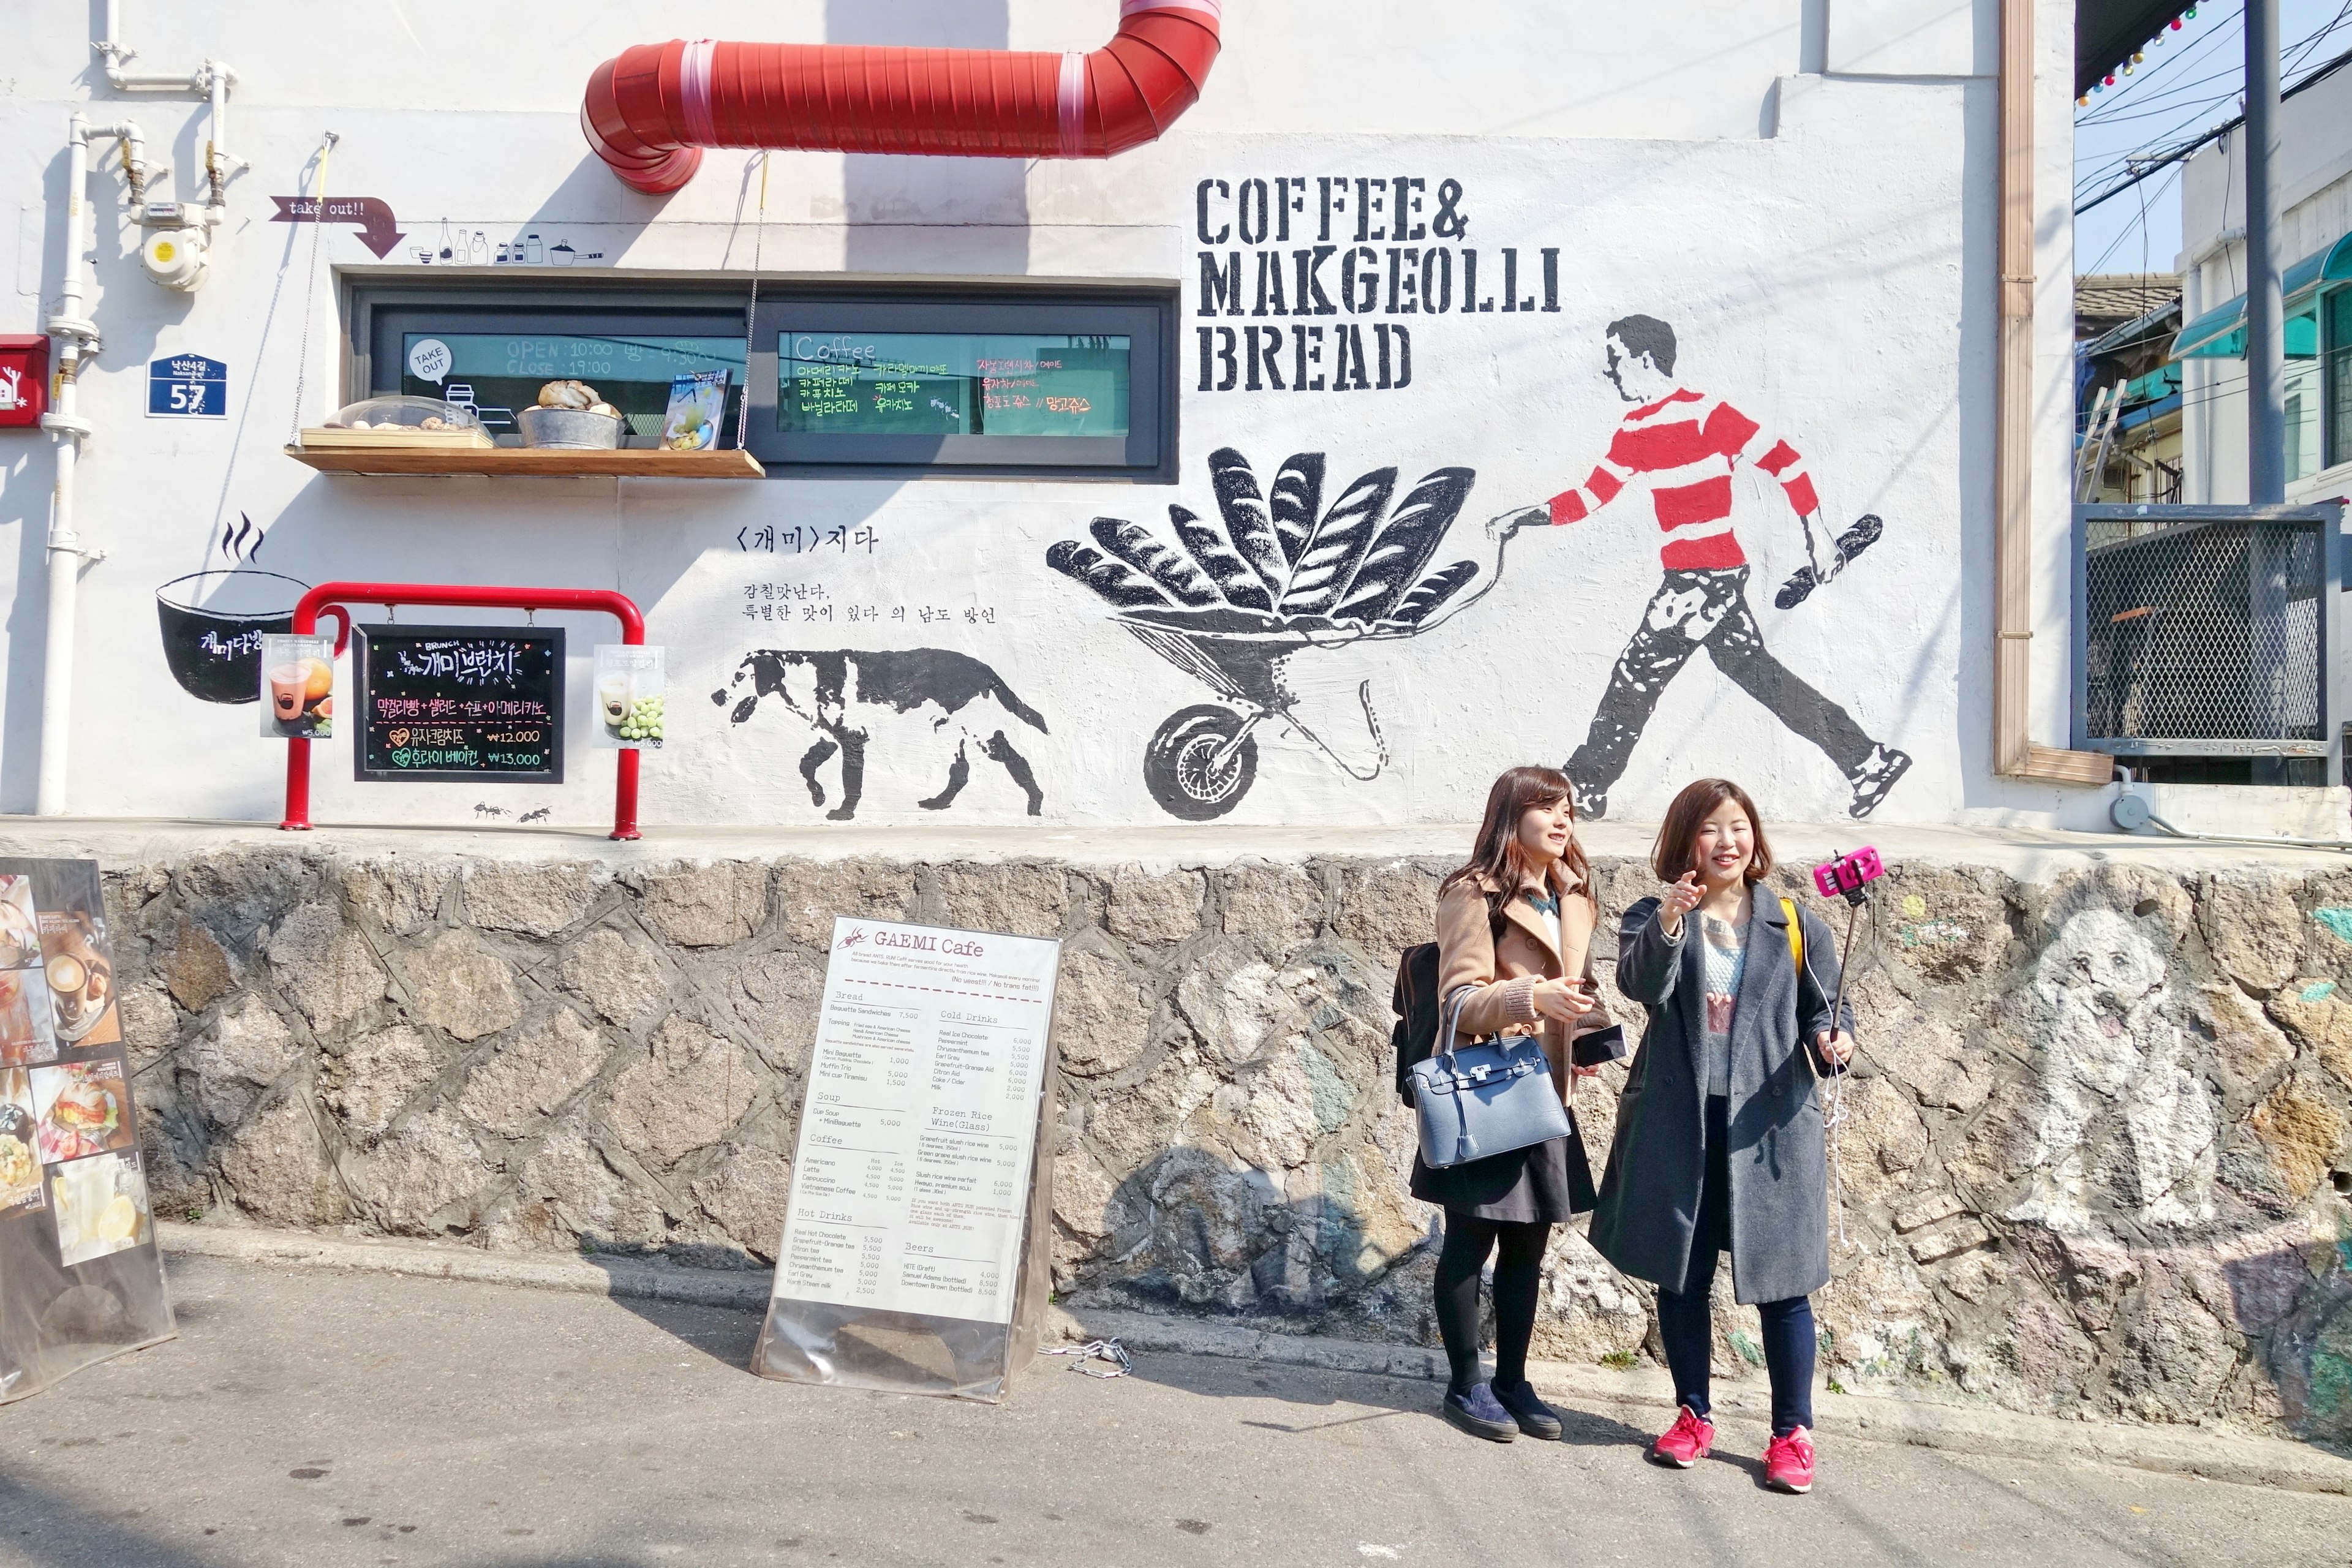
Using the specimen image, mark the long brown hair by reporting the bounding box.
[1441,766,1594,908]
[1650,777,1774,884]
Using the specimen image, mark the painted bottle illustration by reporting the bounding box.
[522,233,545,265]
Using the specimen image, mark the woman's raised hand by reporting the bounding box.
[1656,870,1703,935]
[1530,978,1594,1023]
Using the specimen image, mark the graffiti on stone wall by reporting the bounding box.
[2010,906,2218,1236]
[714,650,1047,821]
[1046,448,1490,820]
[1498,314,1908,821]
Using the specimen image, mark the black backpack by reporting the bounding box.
[1390,895,1506,1106]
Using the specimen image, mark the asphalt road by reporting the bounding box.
[2,1254,2349,1568]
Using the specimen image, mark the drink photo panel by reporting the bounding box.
[260,631,335,739]
[593,644,665,750]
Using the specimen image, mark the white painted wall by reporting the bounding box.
[0,0,2090,831]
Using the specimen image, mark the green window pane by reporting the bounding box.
[399,333,745,443]
[778,332,1130,437]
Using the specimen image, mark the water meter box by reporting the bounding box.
[0,336,50,428]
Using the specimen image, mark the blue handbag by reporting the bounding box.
[1410,987,1574,1169]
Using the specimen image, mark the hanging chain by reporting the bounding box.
[736,153,768,450]
[287,132,338,445]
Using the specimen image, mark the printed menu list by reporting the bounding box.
[772,918,1060,1327]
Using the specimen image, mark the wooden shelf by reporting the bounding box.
[285,445,766,479]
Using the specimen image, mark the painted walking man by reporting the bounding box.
[1502,314,1910,820]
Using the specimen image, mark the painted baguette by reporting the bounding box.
[1208,447,1287,597]
[1330,466,1475,624]
[1268,453,1325,569]
[1170,503,1274,611]
[1278,467,1396,616]
[1090,516,1220,608]
[1379,559,1479,627]
[1044,539,1176,609]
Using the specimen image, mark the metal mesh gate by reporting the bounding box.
[2078,508,2332,756]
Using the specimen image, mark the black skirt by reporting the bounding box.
[1409,1110,1597,1223]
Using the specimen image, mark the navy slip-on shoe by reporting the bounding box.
[1441,1382,1518,1443]
[1490,1378,1564,1440]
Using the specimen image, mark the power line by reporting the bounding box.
[2075,40,2352,216]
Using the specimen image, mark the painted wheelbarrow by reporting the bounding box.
[1047,448,1514,820]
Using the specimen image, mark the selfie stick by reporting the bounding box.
[1808,847,1884,1247]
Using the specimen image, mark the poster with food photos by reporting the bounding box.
[0,858,173,1408]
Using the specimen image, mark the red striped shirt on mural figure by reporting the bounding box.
[1547,388,1822,572]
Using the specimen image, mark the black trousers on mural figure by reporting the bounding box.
[1654,1095,1818,1437]
[1565,567,1878,794]
[1433,1214,1551,1396]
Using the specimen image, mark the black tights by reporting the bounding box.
[1433,1213,1550,1395]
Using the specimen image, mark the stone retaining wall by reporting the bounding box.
[97,846,2352,1446]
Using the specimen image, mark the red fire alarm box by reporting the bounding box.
[0,336,50,428]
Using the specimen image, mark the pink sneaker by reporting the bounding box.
[1648,1406,1714,1468]
[1764,1427,1816,1493]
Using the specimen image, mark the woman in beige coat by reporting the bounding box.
[1413,764,1613,1443]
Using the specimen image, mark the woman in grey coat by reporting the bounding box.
[1588,778,1852,1495]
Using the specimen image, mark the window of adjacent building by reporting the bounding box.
[2287,303,2321,483]
[350,281,1175,480]
[2328,288,2352,473]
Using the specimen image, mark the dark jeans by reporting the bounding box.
[1566,567,1877,793]
[1433,1213,1550,1395]
[1654,1095,1817,1436]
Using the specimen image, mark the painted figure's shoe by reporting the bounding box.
[1490,1378,1564,1440]
[1648,1405,1714,1468]
[1570,778,1608,822]
[1441,1382,1519,1443]
[1846,745,1912,818]
[1763,1427,1816,1493]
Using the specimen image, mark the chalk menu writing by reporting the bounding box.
[776,331,1130,439]
[353,625,565,784]
[771,918,1061,1327]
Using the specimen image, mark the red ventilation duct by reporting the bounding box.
[582,0,1223,195]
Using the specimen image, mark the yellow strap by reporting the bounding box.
[1779,897,1803,968]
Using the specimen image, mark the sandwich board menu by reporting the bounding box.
[0,859,175,1406]
[353,625,565,784]
[754,918,1061,1401]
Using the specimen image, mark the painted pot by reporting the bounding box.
[517,407,621,450]
[156,570,310,704]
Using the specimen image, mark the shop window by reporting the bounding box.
[748,296,1171,478]
[350,280,1175,480]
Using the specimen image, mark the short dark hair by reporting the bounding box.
[1649,777,1773,885]
[1605,314,1677,375]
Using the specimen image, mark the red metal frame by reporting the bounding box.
[281,582,646,840]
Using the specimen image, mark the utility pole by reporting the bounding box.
[2244,0,2285,504]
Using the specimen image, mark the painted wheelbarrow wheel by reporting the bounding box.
[1144,704,1258,821]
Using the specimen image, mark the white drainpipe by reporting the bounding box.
[36,115,149,815]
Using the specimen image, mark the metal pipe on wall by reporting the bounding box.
[2244,0,2285,505]
[36,115,148,816]
[1994,0,2110,785]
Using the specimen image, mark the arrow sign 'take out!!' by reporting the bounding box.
[270,195,405,259]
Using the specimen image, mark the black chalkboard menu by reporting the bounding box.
[353,625,565,784]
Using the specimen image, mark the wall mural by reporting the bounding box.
[1501,314,1907,821]
[714,650,1049,821]
[1046,448,1488,820]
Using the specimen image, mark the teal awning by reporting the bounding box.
[2172,230,2352,358]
